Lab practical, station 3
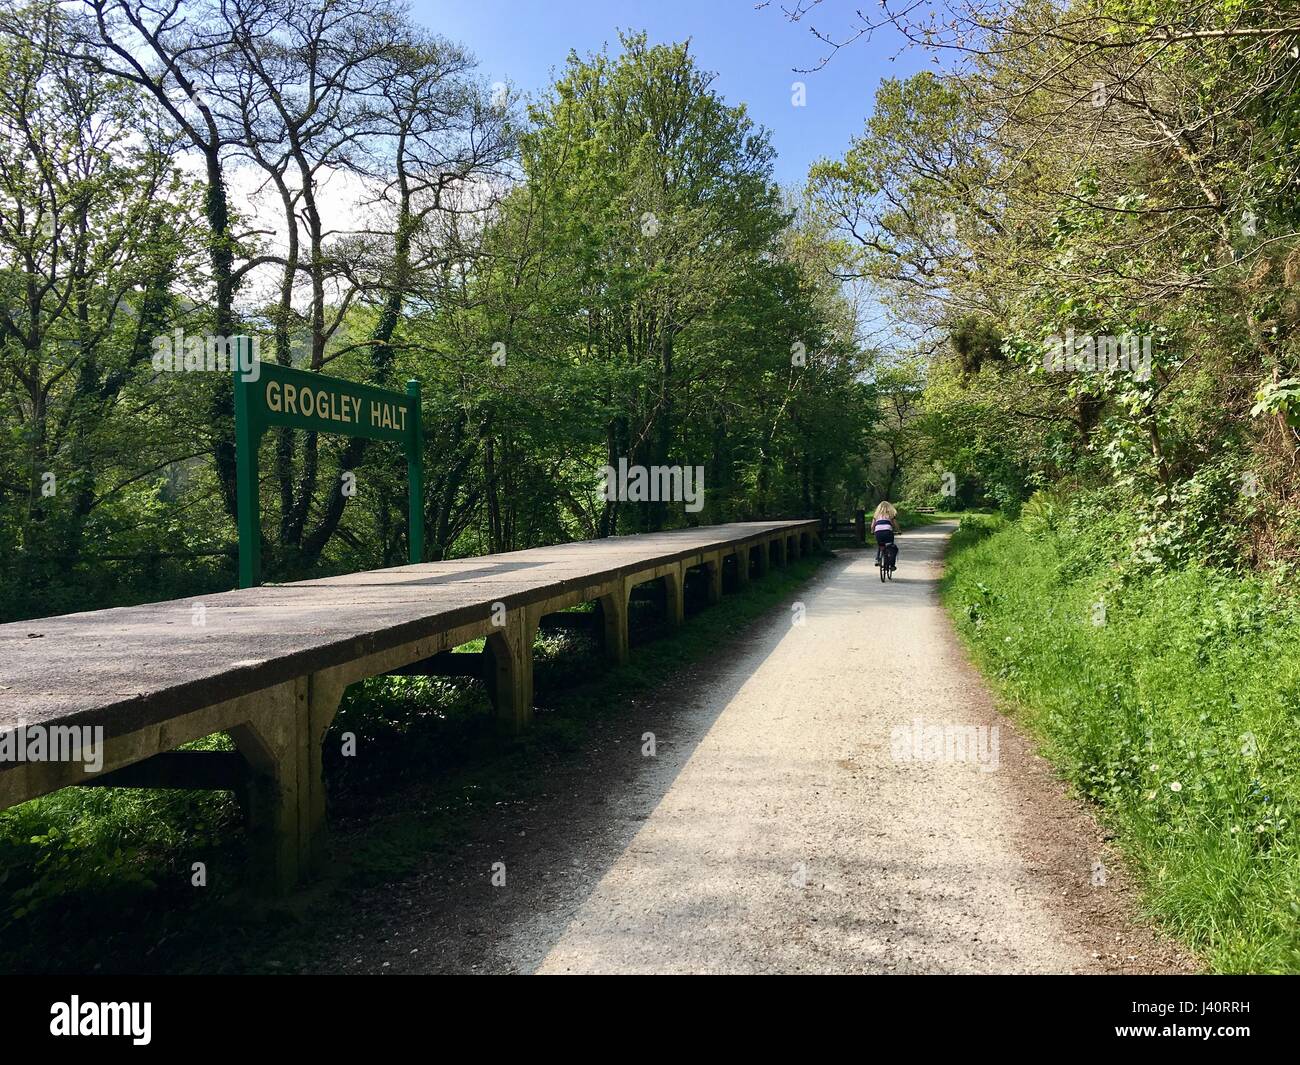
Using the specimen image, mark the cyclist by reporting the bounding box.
[872,501,898,568]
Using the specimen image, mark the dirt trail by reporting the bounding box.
[317,522,1193,975]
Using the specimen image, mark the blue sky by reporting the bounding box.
[408,0,931,188]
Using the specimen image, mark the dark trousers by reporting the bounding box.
[875,530,894,563]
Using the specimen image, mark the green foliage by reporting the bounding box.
[949,315,1005,377]
[0,18,873,622]
[469,33,873,535]
[0,730,241,946]
[1252,379,1300,428]
[1017,489,1069,536]
[1131,460,1251,572]
[944,507,1300,972]
[809,0,1300,566]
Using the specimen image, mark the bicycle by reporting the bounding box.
[878,541,897,582]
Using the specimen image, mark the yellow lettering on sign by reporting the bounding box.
[263,378,404,432]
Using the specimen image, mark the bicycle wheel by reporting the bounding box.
[879,552,887,582]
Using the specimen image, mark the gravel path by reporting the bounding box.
[316,522,1194,975]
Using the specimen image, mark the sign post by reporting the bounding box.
[232,336,424,588]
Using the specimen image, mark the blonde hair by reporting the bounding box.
[873,501,897,521]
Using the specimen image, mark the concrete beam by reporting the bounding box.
[537,611,601,635]
[389,650,485,678]
[80,750,249,792]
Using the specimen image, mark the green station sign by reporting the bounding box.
[232,337,424,587]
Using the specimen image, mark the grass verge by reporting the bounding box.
[940,513,1300,973]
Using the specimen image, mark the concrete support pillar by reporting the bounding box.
[483,609,538,733]
[704,556,723,605]
[733,547,750,587]
[753,541,769,577]
[772,537,786,567]
[229,680,312,897]
[663,565,685,627]
[305,672,346,871]
[600,583,630,666]
[228,671,347,895]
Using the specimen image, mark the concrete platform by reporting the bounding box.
[0,521,819,893]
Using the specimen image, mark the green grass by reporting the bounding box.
[0,552,828,973]
[940,513,1300,973]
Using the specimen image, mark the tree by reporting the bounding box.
[0,1,202,613]
[497,33,790,532]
